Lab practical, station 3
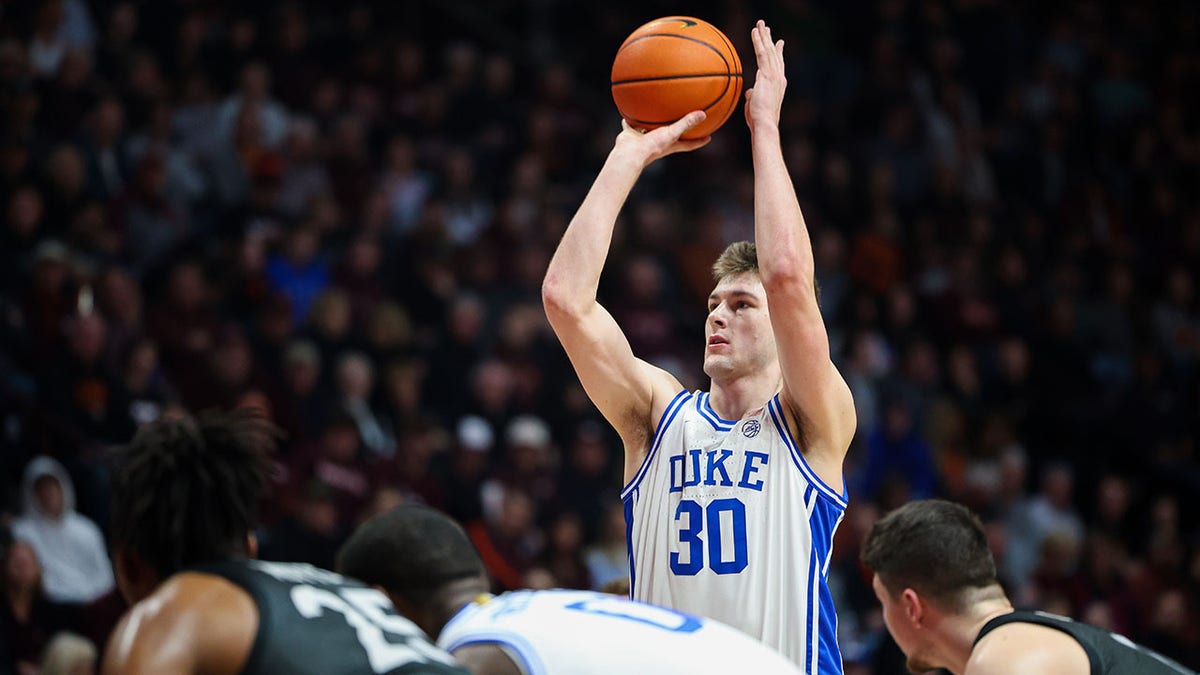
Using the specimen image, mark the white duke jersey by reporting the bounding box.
[437,589,802,674]
[623,390,847,673]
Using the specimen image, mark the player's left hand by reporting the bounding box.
[745,19,786,134]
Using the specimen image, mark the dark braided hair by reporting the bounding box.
[110,409,279,578]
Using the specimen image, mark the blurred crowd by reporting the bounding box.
[0,0,1198,673]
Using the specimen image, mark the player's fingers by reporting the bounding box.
[677,136,711,152]
[670,110,706,136]
[752,21,767,60]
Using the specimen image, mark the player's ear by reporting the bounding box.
[378,587,413,616]
[246,532,259,559]
[112,548,158,604]
[900,588,924,626]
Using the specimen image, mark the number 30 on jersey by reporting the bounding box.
[671,497,748,575]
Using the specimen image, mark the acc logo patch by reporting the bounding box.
[742,420,761,438]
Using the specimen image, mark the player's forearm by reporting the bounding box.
[543,150,644,316]
[751,125,815,289]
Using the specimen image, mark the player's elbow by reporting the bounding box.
[541,275,588,322]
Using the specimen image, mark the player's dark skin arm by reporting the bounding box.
[450,644,522,675]
[103,573,257,675]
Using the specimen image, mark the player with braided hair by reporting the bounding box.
[103,409,467,675]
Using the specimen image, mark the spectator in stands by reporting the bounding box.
[119,336,177,428]
[438,415,493,525]
[538,510,591,590]
[258,480,343,571]
[856,396,939,503]
[1,539,78,674]
[11,457,113,604]
[468,486,542,593]
[332,350,394,459]
[45,311,134,445]
[1003,461,1086,597]
[146,259,221,404]
[273,338,326,445]
[266,224,329,328]
[584,501,630,592]
[284,412,371,531]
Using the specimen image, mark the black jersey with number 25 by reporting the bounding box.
[975,610,1196,675]
[190,560,469,675]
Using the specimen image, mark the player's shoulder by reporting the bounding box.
[967,620,1090,675]
[103,572,257,675]
[119,572,253,632]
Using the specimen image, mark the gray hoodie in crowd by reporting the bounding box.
[11,456,115,604]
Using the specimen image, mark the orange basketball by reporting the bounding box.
[611,16,743,140]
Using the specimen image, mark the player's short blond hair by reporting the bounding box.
[711,241,758,282]
[710,240,821,306]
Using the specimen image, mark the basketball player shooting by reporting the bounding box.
[542,19,856,671]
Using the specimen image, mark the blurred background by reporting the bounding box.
[0,0,1197,673]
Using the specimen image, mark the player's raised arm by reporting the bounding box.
[542,114,708,475]
[744,20,856,484]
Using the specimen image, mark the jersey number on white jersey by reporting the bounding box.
[671,497,749,575]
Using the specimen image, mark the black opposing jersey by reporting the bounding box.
[975,610,1196,675]
[191,560,468,675]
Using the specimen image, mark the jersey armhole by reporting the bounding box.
[768,395,849,509]
[978,613,1103,675]
[181,565,270,674]
[496,645,531,675]
[620,389,691,499]
[447,635,544,675]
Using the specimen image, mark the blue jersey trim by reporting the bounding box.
[802,487,846,674]
[620,390,691,499]
[817,577,846,674]
[767,396,849,508]
[805,489,819,675]
[445,633,546,675]
[696,392,736,431]
[807,491,843,577]
[623,496,636,598]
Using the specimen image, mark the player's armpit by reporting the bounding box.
[451,643,524,675]
[543,298,682,460]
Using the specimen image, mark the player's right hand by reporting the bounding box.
[614,112,710,167]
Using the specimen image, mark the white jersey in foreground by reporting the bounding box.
[437,589,801,675]
[624,390,847,672]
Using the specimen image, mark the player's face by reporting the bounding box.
[703,273,777,380]
[872,574,939,673]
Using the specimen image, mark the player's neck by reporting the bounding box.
[708,372,780,420]
[934,592,1013,674]
[429,577,492,638]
